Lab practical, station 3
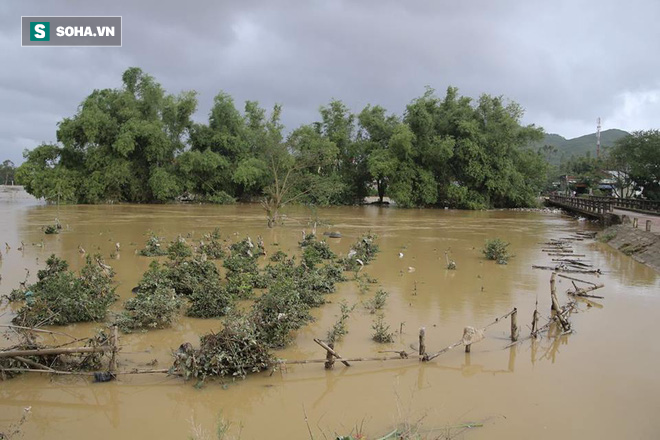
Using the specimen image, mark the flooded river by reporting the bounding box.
[1,188,659,439]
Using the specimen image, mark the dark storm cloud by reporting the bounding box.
[2,0,659,164]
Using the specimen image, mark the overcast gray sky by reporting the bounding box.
[2,0,659,165]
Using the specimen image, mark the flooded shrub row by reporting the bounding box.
[5,231,381,382]
[173,233,378,381]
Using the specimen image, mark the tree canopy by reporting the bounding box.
[17,67,549,210]
[609,130,660,200]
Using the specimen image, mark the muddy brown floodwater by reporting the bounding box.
[1,189,659,439]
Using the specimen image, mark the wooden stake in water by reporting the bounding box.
[324,342,335,369]
[109,325,118,373]
[510,308,519,342]
[419,327,426,359]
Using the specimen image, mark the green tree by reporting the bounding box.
[610,130,660,200]
[316,100,368,203]
[18,67,197,203]
[261,112,340,227]
[0,160,16,185]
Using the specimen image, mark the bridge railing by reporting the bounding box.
[548,195,613,215]
[588,196,660,214]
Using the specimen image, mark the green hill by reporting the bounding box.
[535,129,629,164]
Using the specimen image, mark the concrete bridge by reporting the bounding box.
[546,195,660,232]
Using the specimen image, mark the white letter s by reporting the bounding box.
[35,24,45,39]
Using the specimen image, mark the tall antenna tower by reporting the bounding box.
[596,117,601,158]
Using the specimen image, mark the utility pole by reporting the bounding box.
[596,117,601,158]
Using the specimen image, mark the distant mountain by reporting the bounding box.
[534,129,630,164]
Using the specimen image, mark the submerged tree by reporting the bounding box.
[261,115,339,227]
[16,68,551,210]
[17,67,197,203]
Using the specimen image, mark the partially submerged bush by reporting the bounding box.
[116,277,183,332]
[139,233,167,256]
[483,238,512,265]
[326,301,355,344]
[116,261,183,331]
[299,234,335,266]
[11,254,117,327]
[167,237,192,260]
[251,281,314,348]
[223,239,259,275]
[371,314,395,343]
[168,257,222,296]
[186,284,233,318]
[340,233,380,270]
[225,272,257,299]
[171,240,372,383]
[43,219,62,235]
[269,250,288,262]
[44,224,59,234]
[173,313,273,382]
[223,237,266,297]
[364,289,389,314]
[197,229,226,259]
[205,191,236,205]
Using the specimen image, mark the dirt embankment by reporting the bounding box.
[599,224,660,272]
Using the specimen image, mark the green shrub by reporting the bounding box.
[483,238,512,264]
[197,231,226,259]
[340,233,379,270]
[269,250,288,262]
[116,285,183,332]
[168,257,222,296]
[12,254,117,326]
[186,284,233,318]
[251,284,313,348]
[173,313,273,382]
[225,272,257,299]
[299,234,335,266]
[44,224,59,234]
[167,237,192,260]
[205,191,236,205]
[371,314,394,343]
[599,230,617,243]
[139,233,167,256]
[364,289,388,314]
[326,301,355,343]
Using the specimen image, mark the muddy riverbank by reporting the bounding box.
[1,196,659,439]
